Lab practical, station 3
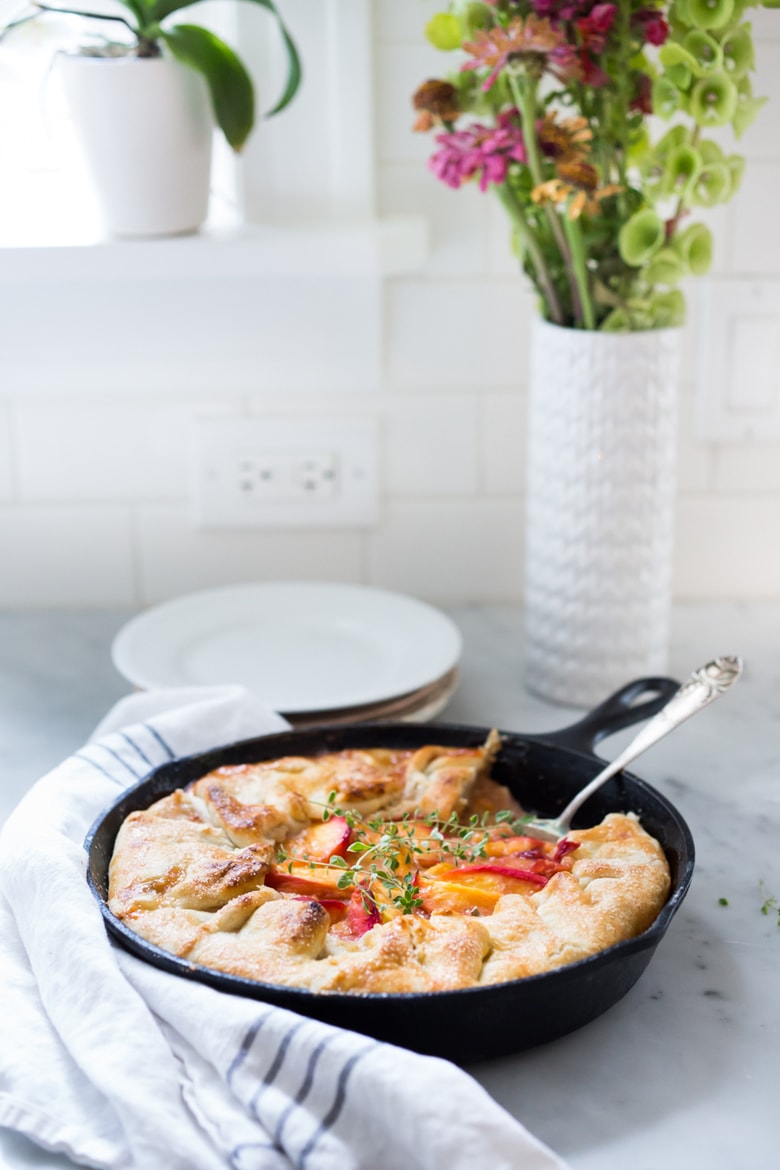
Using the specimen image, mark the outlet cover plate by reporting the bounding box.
[191,415,379,528]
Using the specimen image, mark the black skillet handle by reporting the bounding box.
[544,675,682,758]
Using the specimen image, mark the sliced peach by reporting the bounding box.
[419,879,499,916]
[425,864,547,900]
[484,835,549,859]
[284,816,352,862]
[265,863,351,899]
[331,888,382,939]
[453,863,549,885]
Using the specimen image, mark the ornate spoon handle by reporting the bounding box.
[555,655,743,831]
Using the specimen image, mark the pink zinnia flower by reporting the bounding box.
[429,112,527,192]
[462,16,582,92]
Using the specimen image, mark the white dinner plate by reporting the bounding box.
[111,582,462,714]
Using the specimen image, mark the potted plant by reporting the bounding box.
[413,0,774,704]
[2,0,301,236]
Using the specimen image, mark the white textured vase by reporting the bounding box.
[58,54,214,238]
[524,318,682,707]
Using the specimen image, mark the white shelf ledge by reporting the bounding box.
[0,215,429,283]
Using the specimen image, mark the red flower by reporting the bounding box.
[634,8,669,47]
[576,3,616,53]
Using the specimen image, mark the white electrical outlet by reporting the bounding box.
[191,416,378,528]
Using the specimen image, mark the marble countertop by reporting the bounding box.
[1,602,778,1169]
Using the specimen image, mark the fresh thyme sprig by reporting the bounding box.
[274,795,533,916]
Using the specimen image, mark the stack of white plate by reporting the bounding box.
[111,583,462,727]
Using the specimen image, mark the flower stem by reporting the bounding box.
[562,212,596,330]
[496,184,564,326]
[507,71,581,325]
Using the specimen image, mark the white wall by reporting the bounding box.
[0,0,778,608]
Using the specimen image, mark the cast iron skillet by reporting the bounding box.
[86,675,695,1064]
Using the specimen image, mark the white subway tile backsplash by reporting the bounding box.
[674,497,780,599]
[676,390,716,495]
[487,198,526,278]
[732,163,780,273]
[367,499,524,601]
[384,394,479,496]
[751,8,780,43]
[374,0,441,42]
[136,506,364,604]
[14,398,238,502]
[714,443,780,494]
[377,44,446,164]
[387,278,532,390]
[0,278,382,395]
[738,42,780,161]
[0,506,135,606]
[0,403,14,499]
[379,164,488,276]
[482,394,527,495]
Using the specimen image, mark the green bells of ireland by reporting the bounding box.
[619,209,666,267]
[721,24,755,77]
[674,223,714,274]
[683,30,723,73]
[644,248,688,286]
[689,73,738,125]
[687,0,735,30]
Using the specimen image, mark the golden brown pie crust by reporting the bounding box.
[108,734,671,993]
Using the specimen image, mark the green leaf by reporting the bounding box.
[152,0,301,117]
[247,0,302,115]
[162,25,254,151]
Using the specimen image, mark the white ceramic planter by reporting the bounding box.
[524,318,682,707]
[58,53,214,238]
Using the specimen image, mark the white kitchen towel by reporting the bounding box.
[0,686,570,1170]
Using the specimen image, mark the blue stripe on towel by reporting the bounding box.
[143,722,176,760]
[75,752,127,788]
[273,1034,338,1147]
[97,743,142,782]
[227,1012,273,1089]
[297,1046,376,1168]
[118,731,154,769]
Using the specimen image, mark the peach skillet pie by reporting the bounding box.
[108,732,671,993]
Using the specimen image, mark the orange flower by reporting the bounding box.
[412,79,460,132]
[536,113,592,165]
[532,162,621,219]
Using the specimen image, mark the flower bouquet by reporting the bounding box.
[413,0,774,332]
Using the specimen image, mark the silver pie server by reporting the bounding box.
[521,655,743,843]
